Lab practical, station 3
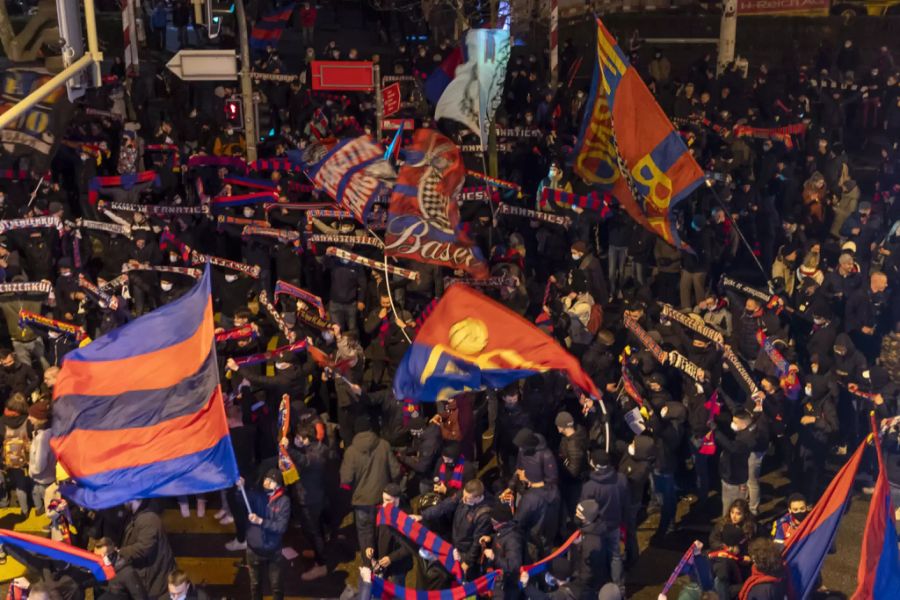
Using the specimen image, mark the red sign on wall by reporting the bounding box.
[310,61,374,91]
[382,83,402,117]
[737,0,828,15]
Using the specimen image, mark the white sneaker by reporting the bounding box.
[301,564,327,581]
[219,514,234,525]
[214,508,229,520]
[197,499,206,518]
[225,539,247,552]
[179,503,190,518]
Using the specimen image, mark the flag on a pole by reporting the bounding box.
[852,419,900,599]
[394,284,600,402]
[51,266,239,509]
[572,18,704,248]
[384,129,488,278]
[434,29,511,149]
[782,439,867,599]
[250,4,296,51]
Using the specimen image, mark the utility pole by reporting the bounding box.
[550,0,559,89]
[716,0,737,76]
[374,64,383,143]
[234,0,258,161]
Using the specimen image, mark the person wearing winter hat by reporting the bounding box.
[3,393,31,515]
[520,556,585,599]
[483,503,524,600]
[365,483,414,585]
[618,435,655,566]
[579,449,628,588]
[240,469,290,600]
[555,410,587,516]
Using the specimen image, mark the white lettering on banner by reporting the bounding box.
[313,139,382,221]
[385,218,476,268]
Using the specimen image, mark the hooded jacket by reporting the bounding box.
[339,430,401,506]
[246,485,291,557]
[798,379,838,450]
[618,436,654,504]
[832,333,866,386]
[578,466,628,532]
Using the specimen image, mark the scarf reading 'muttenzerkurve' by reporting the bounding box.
[274,280,326,319]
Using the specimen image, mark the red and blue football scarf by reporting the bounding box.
[371,571,497,600]
[756,329,800,400]
[519,530,581,579]
[376,504,463,582]
[437,459,465,490]
[277,395,299,485]
[539,187,613,217]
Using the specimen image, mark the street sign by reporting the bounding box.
[311,61,374,91]
[166,49,238,81]
[382,82,402,118]
[383,118,415,131]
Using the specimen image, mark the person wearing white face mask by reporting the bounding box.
[795,379,838,500]
[714,409,755,518]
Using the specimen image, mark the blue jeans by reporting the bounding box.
[652,471,676,534]
[354,505,377,556]
[692,445,711,501]
[602,526,624,586]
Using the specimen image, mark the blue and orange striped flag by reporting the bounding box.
[572,18,704,249]
[51,266,239,509]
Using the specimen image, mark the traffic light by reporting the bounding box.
[205,0,233,39]
[225,97,243,129]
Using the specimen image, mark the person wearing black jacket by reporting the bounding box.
[648,399,685,539]
[367,484,414,584]
[420,478,494,579]
[292,422,331,582]
[578,449,627,589]
[482,504,524,600]
[714,408,755,518]
[573,499,611,597]
[92,537,148,600]
[118,499,175,598]
[397,417,442,495]
[794,379,838,500]
[555,411,587,517]
[325,255,367,333]
[243,469,291,600]
[0,347,39,400]
[516,462,561,563]
[618,435,654,566]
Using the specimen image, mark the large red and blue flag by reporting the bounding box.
[783,439,866,599]
[50,266,239,509]
[572,19,704,248]
[852,420,900,599]
[250,4,296,52]
[384,129,488,278]
[393,284,600,402]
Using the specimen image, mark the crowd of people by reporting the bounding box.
[0,6,898,600]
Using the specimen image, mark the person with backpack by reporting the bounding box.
[2,393,31,515]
